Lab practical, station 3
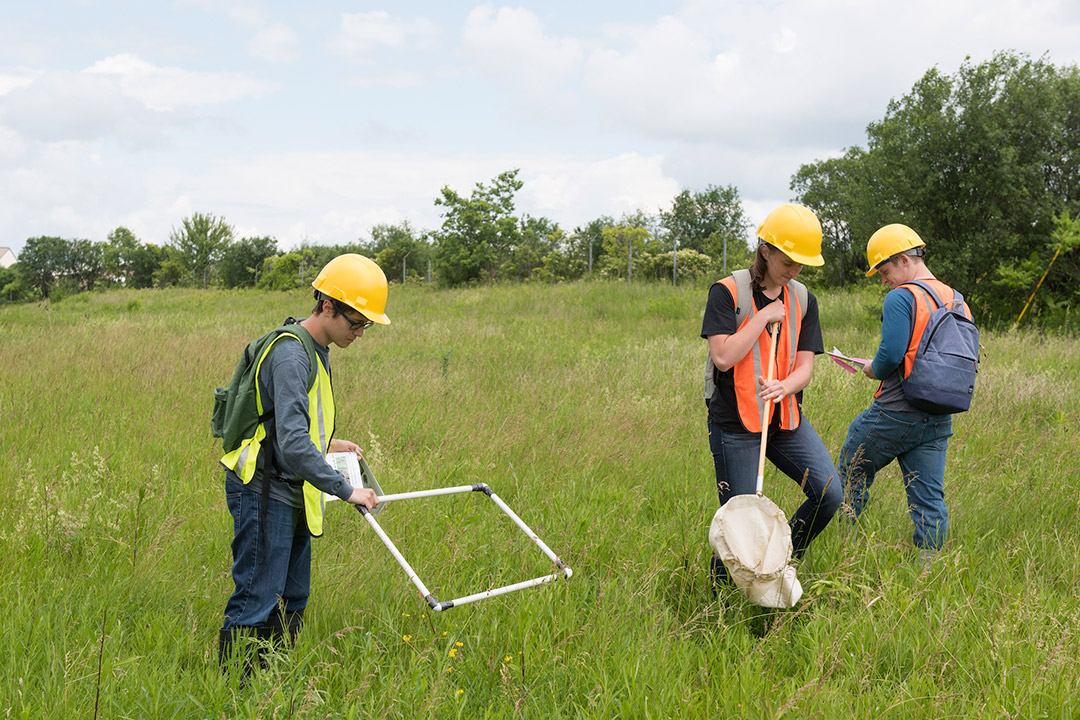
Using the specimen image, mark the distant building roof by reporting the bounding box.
[0,247,15,269]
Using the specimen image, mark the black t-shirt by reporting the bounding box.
[700,281,825,432]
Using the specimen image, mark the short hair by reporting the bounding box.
[313,290,338,316]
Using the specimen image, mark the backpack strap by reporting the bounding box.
[731,268,753,323]
[788,278,807,322]
[704,270,806,401]
[902,280,945,310]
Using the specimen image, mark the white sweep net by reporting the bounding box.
[708,494,802,608]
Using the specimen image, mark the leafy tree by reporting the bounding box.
[168,212,234,288]
[432,169,523,286]
[17,236,67,299]
[369,222,431,283]
[153,246,189,288]
[105,227,163,289]
[660,185,749,263]
[599,223,652,280]
[790,151,868,287]
[501,215,562,281]
[257,249,318,291]
[219,236,278,288]
[569,216,614,275]
[993,211,1080,328]
[61,238,105,291]
[793,51,1080,323]
[0,264,28,303]
[641,249,716,282]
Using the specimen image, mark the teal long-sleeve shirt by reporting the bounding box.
[871,288,916,379]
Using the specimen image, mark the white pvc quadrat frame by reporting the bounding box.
[356,484,573,612]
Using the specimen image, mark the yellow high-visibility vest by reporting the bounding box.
[220,332,335,537]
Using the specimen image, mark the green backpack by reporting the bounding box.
[211,318,320,453]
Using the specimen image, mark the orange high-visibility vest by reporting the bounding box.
[719,275,804,432]
[875,278,974,397]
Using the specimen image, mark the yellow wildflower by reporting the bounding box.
[456,689,464,697]
[503,656,511,663]
[455,641,463,647]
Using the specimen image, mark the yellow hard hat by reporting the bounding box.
[865,224,925,277]
[757,204,824,266]
[312,254,391,325]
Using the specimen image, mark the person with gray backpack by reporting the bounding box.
[837,224,979,562]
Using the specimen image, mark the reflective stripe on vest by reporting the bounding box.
[219,332,335,537]
[875,279,973,397]
[719,276,803,432]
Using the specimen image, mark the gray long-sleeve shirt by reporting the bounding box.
[225,334,354,507]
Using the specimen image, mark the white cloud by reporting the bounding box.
[176,0,300,61]
[85,54,272,111]
[0,127,29,165]
[0,69,41,96]
[331,11,440,61]
[0,71,166,144]
[1,147,681,251]
[248,22,300,62]
[0,55,271,144]
[522,153,680,222]
[462,5,584,118]
[772,27,798,54]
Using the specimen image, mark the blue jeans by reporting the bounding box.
[222,477,311,630]
[837,403,952,550]
[708,415,842,557]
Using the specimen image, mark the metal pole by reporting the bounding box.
[628,240,632,281]
[672,238,677,285]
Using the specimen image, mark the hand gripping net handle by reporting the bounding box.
[756,322,779,495]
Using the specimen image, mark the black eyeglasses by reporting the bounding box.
[331,299,375,330]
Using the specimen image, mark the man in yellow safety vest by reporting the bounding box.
[218,254,388,676]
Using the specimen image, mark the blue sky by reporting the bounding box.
[2,1,1079,255]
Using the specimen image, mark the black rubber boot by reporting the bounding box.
[709,554,731,596]
[219,625,276,683]
[283,610,303,645]
[265,609,304,646]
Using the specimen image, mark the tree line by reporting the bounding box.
[1,178,754,302]
[2,51,1077,328]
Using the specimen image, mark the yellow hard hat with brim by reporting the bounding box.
[312,254,391,325]
[757,203,825,266]
[865,224,925,277]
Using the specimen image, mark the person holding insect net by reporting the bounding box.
[700,203,842,592]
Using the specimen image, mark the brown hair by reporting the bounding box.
[312,291,339,316]
[749,243,771,292]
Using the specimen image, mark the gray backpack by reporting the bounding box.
[704,269,808,400]
[899,280,979,414]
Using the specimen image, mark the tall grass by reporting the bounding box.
[0,281,1077,718]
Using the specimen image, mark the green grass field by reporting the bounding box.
[1,281,1078,719]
